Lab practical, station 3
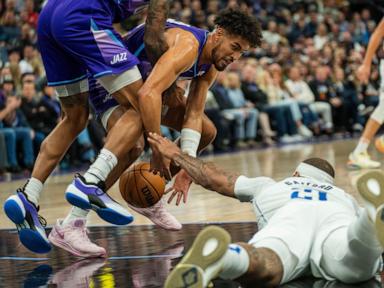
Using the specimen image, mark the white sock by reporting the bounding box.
[354,139,370,154]
[24,178,43,206]
[84,148,118,183]
[218,244,250,280]
[62,206,89,226]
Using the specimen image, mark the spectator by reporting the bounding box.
[205,90,232,152]
[212,72,259,148]
[314,23,329,50]
[0,93,34,171]
[262,20,281,45]
[285,66,332,133]
[20,81,54,149]
[309,66,338,123]
[241,64,276,145]
[6,49,22,89]
[332,66,363,132]
[262,63,313,138]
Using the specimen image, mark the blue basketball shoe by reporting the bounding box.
[3,189,51,254]
[65,174,134,225]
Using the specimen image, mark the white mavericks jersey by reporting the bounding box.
[234,176,360,229]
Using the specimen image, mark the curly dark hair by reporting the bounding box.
[303,158,335,178]
[214,9,262,48]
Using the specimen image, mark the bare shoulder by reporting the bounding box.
[165,28,199,50]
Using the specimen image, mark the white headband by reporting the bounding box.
[296,162,334,184]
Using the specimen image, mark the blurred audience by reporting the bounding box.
[0,0,382,176]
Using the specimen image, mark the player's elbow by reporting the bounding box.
[137,85,160,105]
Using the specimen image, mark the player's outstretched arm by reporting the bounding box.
[148,132,240,198]
[357,18,384,83]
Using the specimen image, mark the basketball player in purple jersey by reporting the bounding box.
[3,0,173,256]
[134,10,262,204]
[47,10,262,258]
[88,10,262,206]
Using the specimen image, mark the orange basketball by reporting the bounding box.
[375,137,384,153]
[119,162,165,208]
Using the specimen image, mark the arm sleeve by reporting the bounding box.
[234,176,276,202]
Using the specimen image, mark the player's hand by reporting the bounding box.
[147,132,181,160]
[356,64,371,84]
[165,169,192,205]
[150,148,171,181]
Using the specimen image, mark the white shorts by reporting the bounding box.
[100,105,120,130]
[54,66,141,98]
[248,201,355,284]
[97,65,141,95]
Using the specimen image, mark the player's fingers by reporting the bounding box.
[176,192,183,206]
[164,169,172,181]
[168,191,177,204]
[147,137,158,146]
[165,186,174,194]
[183,190,188,203]
[147,133,161,144]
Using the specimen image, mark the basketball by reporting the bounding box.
[119,162,165,208]
[375,137,384,153]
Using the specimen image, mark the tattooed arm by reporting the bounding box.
[144,0,170,65]
[172,154,240,198]
[144,0,181,96]
[147,132,240,197]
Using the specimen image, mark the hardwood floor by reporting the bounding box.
[0,138,377,229]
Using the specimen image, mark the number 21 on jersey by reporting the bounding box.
[290,188,328,201]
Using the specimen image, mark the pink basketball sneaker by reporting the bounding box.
[49,218,107,258]
[128,199,182,231]
[50,258,106,286]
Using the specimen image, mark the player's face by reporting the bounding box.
[212,31,250,71]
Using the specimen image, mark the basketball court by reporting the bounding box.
[1,138,384,287]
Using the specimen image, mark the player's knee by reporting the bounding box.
[201,118,217,144]
[63,109,89,134]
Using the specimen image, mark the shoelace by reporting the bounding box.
[38,215,47,228]
[75,173,107,197]
[67,226,93,245]
[17,188,47,228]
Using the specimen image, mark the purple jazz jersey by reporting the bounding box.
[37,0,148,86]
[127,19,211,80]
[89,19,212,116]
[114,0,150,22]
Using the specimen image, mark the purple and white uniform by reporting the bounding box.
[89,19,212,118]
[37,0,149,87]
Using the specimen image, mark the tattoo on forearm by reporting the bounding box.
[144,0,170,64]
[173,154,239,193]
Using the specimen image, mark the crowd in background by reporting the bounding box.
[0,0,383,175]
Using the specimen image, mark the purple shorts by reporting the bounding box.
[37,0,139,86]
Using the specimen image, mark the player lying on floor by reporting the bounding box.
[147,132,384,288]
